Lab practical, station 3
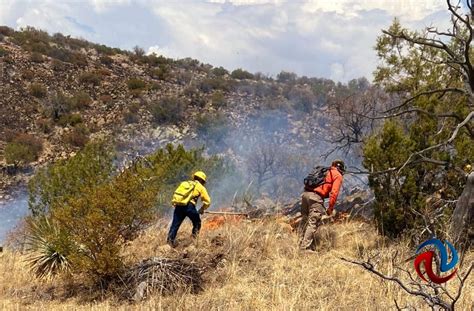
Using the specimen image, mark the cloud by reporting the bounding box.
[0,0,451,81]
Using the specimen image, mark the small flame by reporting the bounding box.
[202,215,245,231]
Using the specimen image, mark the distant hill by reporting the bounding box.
[0,26,367,196]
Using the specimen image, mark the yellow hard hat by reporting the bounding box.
[193,171,207,182]
[465,164,472,173]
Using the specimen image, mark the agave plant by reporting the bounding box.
[24,216,72,279]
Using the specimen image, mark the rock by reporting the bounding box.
[132,281,147,301]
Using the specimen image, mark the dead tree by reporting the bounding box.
[450,172,474,250]
[247,143,280,193]
[324,85,388,158]
[341,255,473,310]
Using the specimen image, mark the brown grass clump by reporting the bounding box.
[0,219,473,310]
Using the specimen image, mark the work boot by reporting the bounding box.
[167,239,177,248]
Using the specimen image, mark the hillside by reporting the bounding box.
[0,26,363,198]
[0,219,472,310]
[1,23,472,311]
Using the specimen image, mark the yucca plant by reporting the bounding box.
[24,216,72,279]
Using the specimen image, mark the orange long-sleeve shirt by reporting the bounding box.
[313,166,343,210]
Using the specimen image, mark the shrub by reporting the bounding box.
[123,111,139,124]
[28,142,114,216]
[49,92,73,120]
[95,44,116,56]
[70,52,88,66]
[48,47,73,62]
[0,47,9,57]
[0,26,14,36]
[150,96,187,124]
[22,69,35,80]
[277,71,297,83]
[4,133,43,167]
[0,34,4,42]
[199,77,231,93]
[176,57,200,70]
[210,91,226,107]
[100,55,113,66]
[29,83,47,98]
[151,65,171,81]
[72,91,92,109]
[150,82,160,91]
[64,124,89,147]
[287,86,316,112]
[37,118,53,134]
[51,59,65,71]
[212,66,229,77]
[145,53,170,66]
[26,142,225,283]
[99,94,113,105]
[195,112,229,148]
[58,113,83,127]
[78,71,101,86]
[127,78,147,90]
[30,52,44,63]
[231,68,254,80]
[176,71,193,85]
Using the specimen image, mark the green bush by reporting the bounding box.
[100,55,113,66]
[64,124,89,147]
[49,92,73,120]
[277,71,297,83]
[151,65,171,81]
[26,142,225,283]
[51,59,65,71]
[48,47,73,62]
[150,96,187,124]
[127,78,147,90]
[212,66,229,77]
[210,91,226,106]
[4,133,43,167]
[231,68,254,80]
[72,91,92,109]
[57,113,83,127]
[199,77,231,93]
[78,71,101,86]
[196,112,229,149]
[70,52,88,66]
[29,83,47,98]
[177,71,193,85]
[0,26,14,36]
[0,47,8,57]
[28,142,114,216]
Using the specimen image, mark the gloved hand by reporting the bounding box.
[198,207,205,215]
[326,207,334,216]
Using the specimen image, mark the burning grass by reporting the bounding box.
[0,218,473,310]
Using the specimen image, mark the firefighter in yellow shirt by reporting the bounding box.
[167,171,211,247]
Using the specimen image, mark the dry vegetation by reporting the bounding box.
[1,219,472,310]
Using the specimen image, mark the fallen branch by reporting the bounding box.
[340,257,473,310]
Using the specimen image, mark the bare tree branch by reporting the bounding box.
[341,257,473,310]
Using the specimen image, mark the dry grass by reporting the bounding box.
[0,218,473,310]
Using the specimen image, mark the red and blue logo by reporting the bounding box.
[414,238,458,284]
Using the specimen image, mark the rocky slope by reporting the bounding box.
[0,27,362,199]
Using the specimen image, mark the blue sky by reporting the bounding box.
[0,0,450,82]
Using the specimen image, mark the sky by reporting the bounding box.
[0,0,452,82]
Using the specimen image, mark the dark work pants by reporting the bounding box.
[167,202,201,243]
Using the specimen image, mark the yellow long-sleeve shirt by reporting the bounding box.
[190,180,211,210]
